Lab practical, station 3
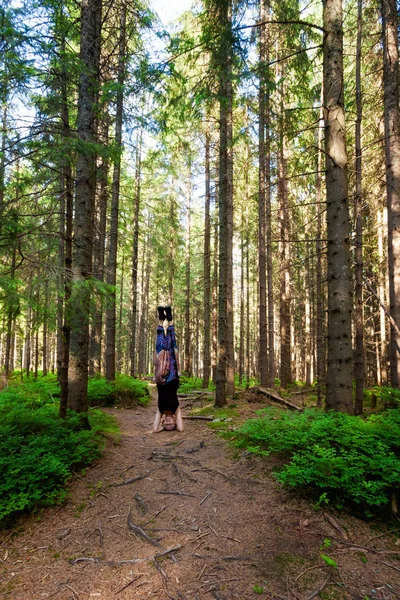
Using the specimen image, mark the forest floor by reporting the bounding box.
[1,387,400,600]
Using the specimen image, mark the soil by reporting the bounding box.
[1,387,400,600]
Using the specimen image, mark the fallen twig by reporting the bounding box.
[191,467,227,478]
[173,463,200,483]
[197,564,207,581]
[153,557,167,580]
[200,492,212,505]
[183,416,214,421]
[144,505,168,526]
[323,513,348,540]
[156,491,196,497]
[306,575,331,600]
[134,492,148,514]
[220,534,241,543]
[127,511,160,547]
[294,564,326,582]
[64,584,79,599]
[68,556,100,565]
[112,472,151,487]
[209,587,224,600]
[193,553,253,562]
[114,575,141,595]
[108,545,181,566]
[383,561,400,573]
[256,386,302,411]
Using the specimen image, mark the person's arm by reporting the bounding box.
[175,407,184,432]
[152,409,164,433]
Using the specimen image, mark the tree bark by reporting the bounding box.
[212,207,218,383]
[381,0,400,387]
[216,0,233,406]
[203,129,211,388]
[278,80,292,388]
[354,0,364,415]
[89,111,109,375]
[68,0,102,417]
[105,3,126,382]
[377,208,388,384]
[316,100,325,407]
[42,286,48,376]
[184,155,192,376]
[258,0,268,387]
[138,230,151,376]
[130,125,143,377]
[4,246,16,377]
[0,104,7,234]
[323,0,353,412]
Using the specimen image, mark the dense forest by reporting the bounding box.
[1,0,400,416]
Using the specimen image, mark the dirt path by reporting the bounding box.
[1,388,400,600]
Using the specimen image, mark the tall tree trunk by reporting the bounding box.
[130,125,143,377]
[203,129,211,388]
[4,246,16,377]
[168,181,176,305]
[216,0,233,406]
[59,154,73,418]
[324,0,353,412]
[43,286,48,376]
[378,208,388,384]
[25,304,32,378]
[138,230,151,376]
[316,101,325,407]
[265,60,274,388]
[246,240,250,387]
[89,112,109,375]
[305,240,312,386]
[258,1,268,387]
[34,315,39,379]
[212,208,218,382]
[68,0,102,416]
[105,3,126,382]
[0,104,7,233]
[117,253,125,372]
[354,0,364,415]
[184,156,192,376]
[381,0,400,387]
[239,220,245,386]
[278,83,292,388]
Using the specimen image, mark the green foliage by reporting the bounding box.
[88,374,149,407]
[178,375,206,393]
[369,386,400,409]
[233,407,400,516]
[0,378,119,526]
[320,554,338,569]
[253,584,264,594]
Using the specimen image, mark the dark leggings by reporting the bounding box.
[157,378,180,414]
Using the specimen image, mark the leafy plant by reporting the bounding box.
[87,373,149,406]
[320,554,338,569]
[0,375,119,526]
[233,407,400,516]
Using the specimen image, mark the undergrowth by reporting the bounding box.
[232,407,400,517]
[0,374,122,526]
[178,375,213,393]
[88,373,150,406]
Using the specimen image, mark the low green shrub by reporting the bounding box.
[0,379,119,526]
[178,375,205,393]
[115,374,150,406]
[233,407,400,516]
[87,374,149,406]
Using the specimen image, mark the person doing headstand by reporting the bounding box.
[153,306,184,433]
